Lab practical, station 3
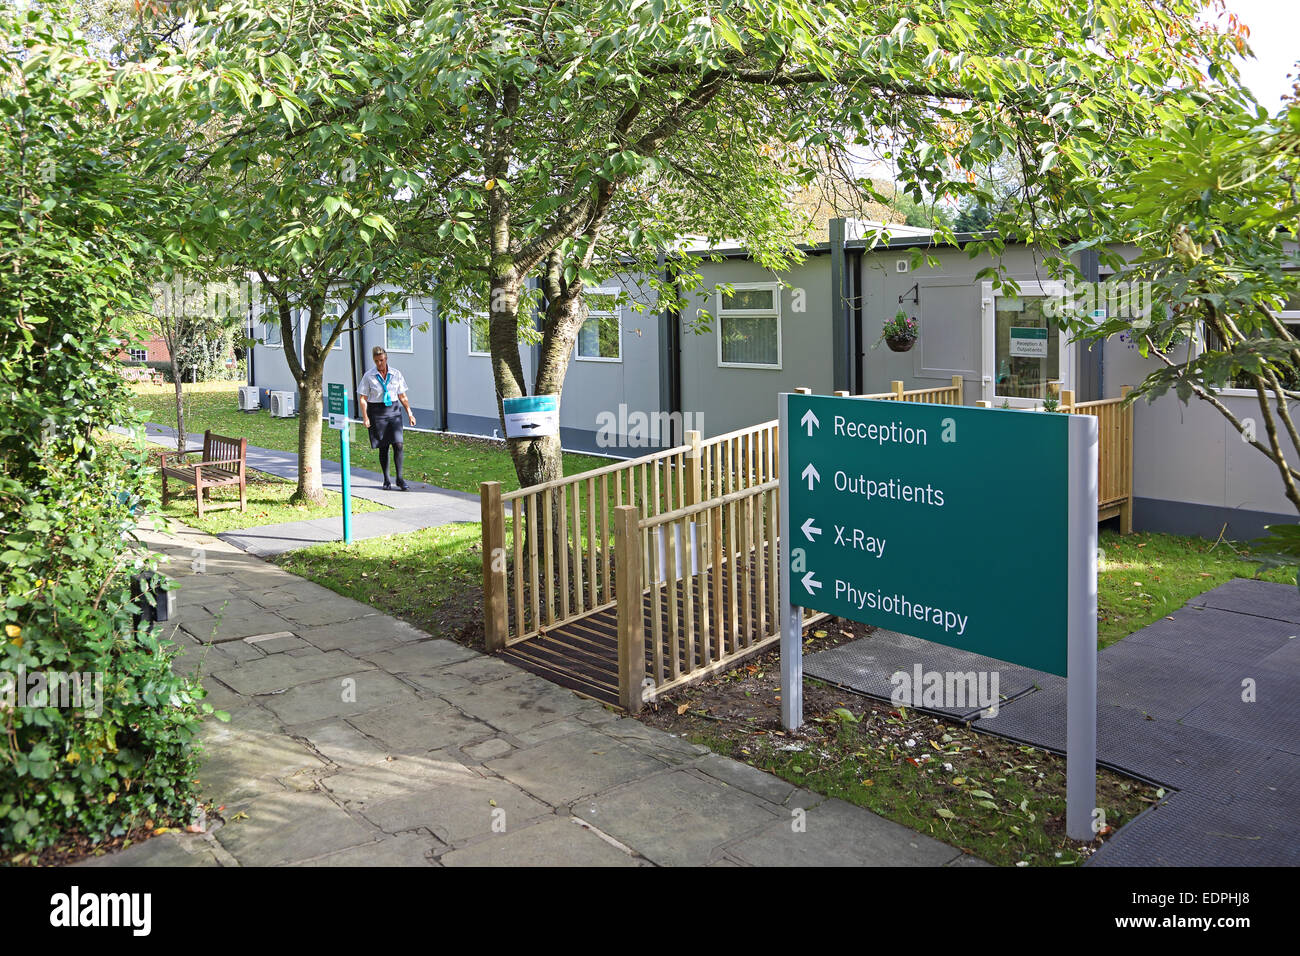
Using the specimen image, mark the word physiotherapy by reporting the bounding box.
[778,392,1099,840]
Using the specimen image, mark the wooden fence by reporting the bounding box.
[1063,386,1135,533]
[480,377,964,651]
[480,373,1135,704]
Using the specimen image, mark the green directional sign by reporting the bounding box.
[784,394,1074,676]
[327,382,347,417]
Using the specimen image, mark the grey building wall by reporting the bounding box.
[678,254,836,438]
[1132,391,1299,540]
[443,306,531,442]
[857,243,1099,404]
[553,272,665,454]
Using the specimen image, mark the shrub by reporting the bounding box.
[0,4,208,855]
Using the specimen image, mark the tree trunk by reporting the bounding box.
[294,371,326,506]
[167,345,185,453]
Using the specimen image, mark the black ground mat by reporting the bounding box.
[805,579,1300,865]
[1093,638,1253,721]
[1188,576,1300,625]
[1088,789,1300,867]
[804,628,1046,721]
[1119,604,1297,667]
[1178,656,1300,756]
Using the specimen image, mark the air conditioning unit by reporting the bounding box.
[237,386,260,412]
[269,391,296,418]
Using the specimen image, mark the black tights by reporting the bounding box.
[379,442,404,484]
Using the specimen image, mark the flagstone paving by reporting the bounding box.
[78,525,985,868]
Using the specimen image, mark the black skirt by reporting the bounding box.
[368,404,404,449]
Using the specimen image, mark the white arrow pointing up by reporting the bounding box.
[801,462,820,491]
[801,571,822,595]
[801,517,822,542]
[800,408,820,437]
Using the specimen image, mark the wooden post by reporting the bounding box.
[1120,385,1134,535]
[1061,389,1075,410]
[794,386,812,394]
[891,380,905,401]
[614,505,645,713]
[481,481,508,653]
[951,374,963,404]
[684,430,702,507]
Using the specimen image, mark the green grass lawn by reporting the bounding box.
[100,429,387,535]
[1096,528,1295,647]
[275,522,1298,652]
[129,382,612,493]
[276,522,487,644]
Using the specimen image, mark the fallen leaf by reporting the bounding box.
[677,703,689,715]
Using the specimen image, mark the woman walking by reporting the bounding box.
[358,346,416,490]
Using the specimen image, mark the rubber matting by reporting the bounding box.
[1088,790,1300,867]
[1188,576,1300,624]
[804,629,1046,720]
[803,578,1300,865]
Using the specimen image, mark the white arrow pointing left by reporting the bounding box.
[801,517,822,542]
[801,571,822,596]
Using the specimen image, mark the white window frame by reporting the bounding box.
[128,348,148,362]
[468,311,491,357]
[260,308,283,348]
[980,280,1073,407]
[716,281,782,369]
[380,298,414,354]
[320,300,345,351]
[574,287,623,363]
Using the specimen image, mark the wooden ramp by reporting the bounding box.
[500,544,777,707]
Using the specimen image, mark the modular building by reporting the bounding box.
[246,220,1300,539]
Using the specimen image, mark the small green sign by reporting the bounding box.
[785,395,1070,675]
[1009,325,1049,357]
[327,382,346,416]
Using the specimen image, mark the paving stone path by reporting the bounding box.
[127,423,482,555]
[80,526,984,867]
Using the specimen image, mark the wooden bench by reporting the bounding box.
[160,430,248,518]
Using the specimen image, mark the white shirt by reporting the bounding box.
[359,366,408,405]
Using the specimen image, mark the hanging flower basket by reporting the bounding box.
[879,311,918,353]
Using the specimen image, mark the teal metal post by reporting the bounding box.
[341,396,352,544]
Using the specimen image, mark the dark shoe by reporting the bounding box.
[382,481,392,490]
[396,481,409,492]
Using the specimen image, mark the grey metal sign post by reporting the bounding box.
[778,390,1098,842]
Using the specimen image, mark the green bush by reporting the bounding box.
[0,4,208,855]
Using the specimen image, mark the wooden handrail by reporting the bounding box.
[640,479,780,529]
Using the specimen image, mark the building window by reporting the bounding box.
[263,315,282,347]
[383,299,414,353]
[717,282,781,368]
[320,301,345,350]
[127,348,148,362]
[576,289,621,362]
[469,313,491,356]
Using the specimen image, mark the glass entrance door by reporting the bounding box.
[981,283,1072,406]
